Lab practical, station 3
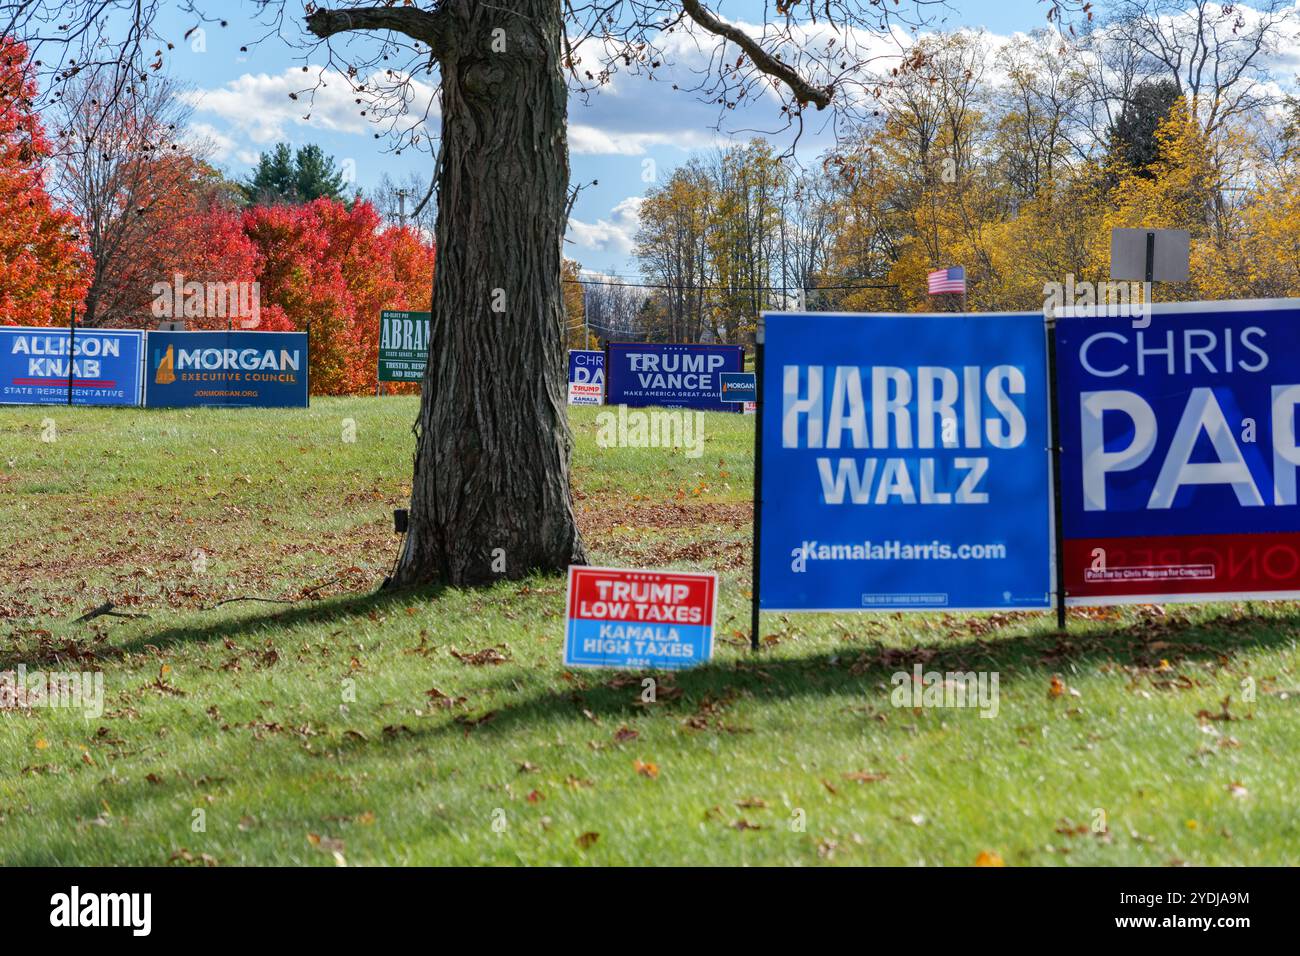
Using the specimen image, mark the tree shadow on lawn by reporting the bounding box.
[3,584,445,669]
[448,606,1300,736]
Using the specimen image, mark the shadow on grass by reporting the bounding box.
[3,584,445,669]
[447,606,1300,736]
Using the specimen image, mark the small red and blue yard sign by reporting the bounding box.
[564,566,717,670]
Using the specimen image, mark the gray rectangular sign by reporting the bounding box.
[1110,227,1190,282]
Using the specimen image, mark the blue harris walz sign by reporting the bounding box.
[606,342,744,412]
[144,330,309,408]
[757,311,1052,611]
[0,326,144,406]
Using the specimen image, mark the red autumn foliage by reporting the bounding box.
[0,36,90,325]
[243,198,434,394]
[120,161,265,330]
[1,36,434,391]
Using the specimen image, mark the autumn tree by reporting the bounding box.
[285,0,946,587]
[0,35,87,325]
[49,68,242,326]
[244,197,434,392]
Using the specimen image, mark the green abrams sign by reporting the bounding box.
[378,310,431,382]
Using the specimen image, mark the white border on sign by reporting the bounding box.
[1055,296,1300,319]
[755,309,1058,614]
[0,325,147,408]
[1067,589,1300,607]
[563,564,720,669]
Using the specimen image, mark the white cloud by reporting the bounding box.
[569,124,718,156]
[567,196,644,255]
[184,121,238,162]
[183,67,438,145]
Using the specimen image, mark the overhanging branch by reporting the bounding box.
[305,5,452,57]
[679,0,832,110]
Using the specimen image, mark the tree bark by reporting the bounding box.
[312,1,585,586]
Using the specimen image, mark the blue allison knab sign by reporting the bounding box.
[144,330,308,408]
[605,342,744,412]
[0,327,144,406]
[757,311,1052,610]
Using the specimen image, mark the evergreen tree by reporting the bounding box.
[294,144,348,203]
[244,142,297,204]
[1108,80,1182,179]
[243,143,349,205]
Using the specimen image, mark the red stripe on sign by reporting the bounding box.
[12,378,118,387]
[1065,532,1300,600]
[567,566,716,626]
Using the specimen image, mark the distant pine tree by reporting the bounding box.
[1108,80,1182,180]
[243,143,350,205]
[243,143,297,204]
[294,144,348,203]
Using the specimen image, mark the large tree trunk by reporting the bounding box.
[391,0,586,587]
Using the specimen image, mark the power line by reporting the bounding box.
[563,278,897,292]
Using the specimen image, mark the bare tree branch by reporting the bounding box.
[304,4,453,57]
[678,0,832,110]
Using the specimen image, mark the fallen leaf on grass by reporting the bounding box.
[732,819,763,831]
[1196,696,1237,722]
[453,711,497,732]
[168,848,218,867]
[449,646,510,666]
[425,687,467,709]
[633,758,659,779]
[307,832,345,853]
[974,851,1005,867]
[576,831,600,850]
[613,725,639,743]
[1048,675,1081,700]
[843,770,888,784]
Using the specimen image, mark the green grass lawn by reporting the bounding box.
[1,397,1298,865]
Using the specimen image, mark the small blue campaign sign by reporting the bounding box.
[757,311,1052,611]
[720,371,757,403]
[0,327,144,406]
[567,349,605,405]
[564,566,717,670]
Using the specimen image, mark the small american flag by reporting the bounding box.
[927,266,966,295]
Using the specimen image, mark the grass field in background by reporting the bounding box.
[1,397,1298,865]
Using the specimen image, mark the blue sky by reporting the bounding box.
[149,1,1074,276]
